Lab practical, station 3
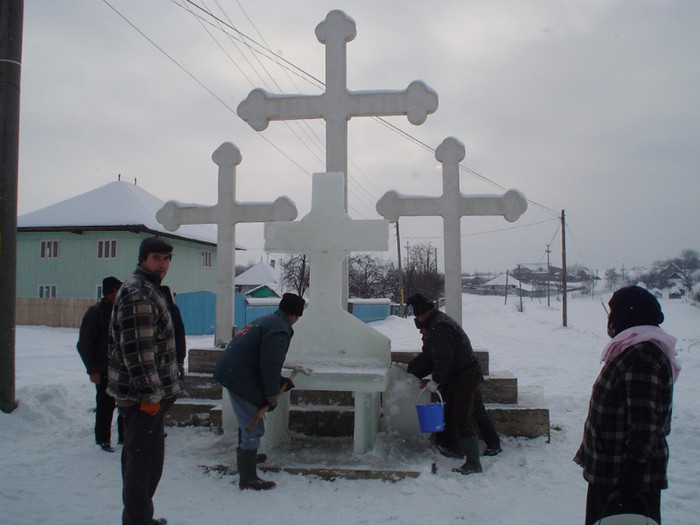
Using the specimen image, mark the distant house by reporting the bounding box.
[16,180,241,301]
[480,274,534,296]
[235,260,280,297]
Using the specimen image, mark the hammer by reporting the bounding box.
[245,364,312,431]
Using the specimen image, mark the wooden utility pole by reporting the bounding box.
[395,221,405,316]
[561,210,568,327]
[0,0,23,413]
[546,244,551,307]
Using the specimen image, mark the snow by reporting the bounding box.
[2,294,699,524]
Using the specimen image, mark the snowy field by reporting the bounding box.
[2,293,699,524]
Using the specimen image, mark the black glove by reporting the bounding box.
[266,396,278,412]
[619,459,645,497]
[280,377,295,392]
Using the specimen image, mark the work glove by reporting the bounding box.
[266,396,278,412]
[619,459,645,497]
[140,401,161,416]
[280,377,295,392]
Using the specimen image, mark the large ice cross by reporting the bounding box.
[237,9,439,206]
[265,171,390,362]
[156,142,297,347]
[376,137,528,324]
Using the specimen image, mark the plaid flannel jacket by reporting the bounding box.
[107,266,181,406]
[574,342,673,490]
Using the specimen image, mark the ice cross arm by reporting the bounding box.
[265,172,388,256]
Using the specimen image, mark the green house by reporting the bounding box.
[17,180,230,300]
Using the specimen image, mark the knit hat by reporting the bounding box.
[138,236,173,262]
[406,293,435,317]
[279,293,305,316]
[102,276,122,295]
[607,285,664,337]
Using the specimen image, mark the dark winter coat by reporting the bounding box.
[107,266,182,406]
[160,285,187,366]
[213,309,294,408]
[407,310,481,384]
[76,298,113,375]
[574,342,673,491]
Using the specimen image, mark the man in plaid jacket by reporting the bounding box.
[574,286,680,525]
[108,236,182,525]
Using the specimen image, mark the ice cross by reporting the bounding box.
[156,142,297,347]
[265,171,390,361]
[237,9,439,206]
[376,137,528,324]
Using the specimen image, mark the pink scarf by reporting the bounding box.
[601,325,681,383]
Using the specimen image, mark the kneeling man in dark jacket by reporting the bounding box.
[214,293,305,490]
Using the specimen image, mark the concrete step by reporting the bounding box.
[165,398,218,428]
[188,347,491,375]
[288,404,549,439]
[289,373,517,406]
[188,347,223,374]
[183,373,222,399]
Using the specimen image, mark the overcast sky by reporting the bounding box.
[17,0,700,274]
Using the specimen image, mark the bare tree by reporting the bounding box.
[279,254,310,296]
[401,242,444,303]
[348,254,395,298]
[672,249,700,294]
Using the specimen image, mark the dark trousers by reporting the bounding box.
[119,403,167,525]
[95,373,123,445]
[443,370,482,439]
[585,483,661,525]
[473,389,500,449]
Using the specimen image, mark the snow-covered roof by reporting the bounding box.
[17,180,226,246]
[236,261,279,286]
[483,273,532,290]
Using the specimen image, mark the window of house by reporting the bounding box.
[40,240,59,259]
[38,284,57,298]
[201,250,212,267]
[97,239,117,259]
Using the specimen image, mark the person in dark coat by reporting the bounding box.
[108,236,182,525]
[574,286,681,525]
[160,286,186,381]
[406,293,484,475]
[213,293,305,491]
[416,326,501,457]
[77,276,124,452]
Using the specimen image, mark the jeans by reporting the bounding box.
[227,390,265,450]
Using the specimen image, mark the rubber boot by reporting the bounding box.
[237,448,276,490]
[238,429,267,463]
[451,435,483,475]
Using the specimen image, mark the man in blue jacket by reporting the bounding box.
[214,293,305,490]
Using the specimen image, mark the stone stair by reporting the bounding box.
[166,347,550,441]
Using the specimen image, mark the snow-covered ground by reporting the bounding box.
[2,294,699,524]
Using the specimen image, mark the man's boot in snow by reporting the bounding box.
[451,435,483,475]
[237,448,276,490]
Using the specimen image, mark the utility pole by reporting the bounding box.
[395,221,405,316]
[561,210,568,327]
[0,0,23,413]
[546,244,551,307]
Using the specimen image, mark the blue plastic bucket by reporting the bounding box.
[415,388,444,433]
